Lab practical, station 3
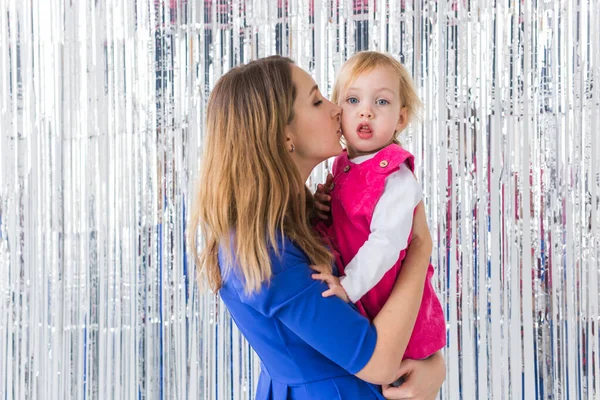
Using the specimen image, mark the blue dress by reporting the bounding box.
[219,236,386,399]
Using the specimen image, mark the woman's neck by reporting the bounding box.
[295,159,316,183]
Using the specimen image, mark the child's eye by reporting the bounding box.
[347,97,359,104]
[376,99,389,106]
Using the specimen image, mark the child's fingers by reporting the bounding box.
[321,289,336,297]
[312,272,336,284]
[310,266,331,276]
[311,272,332,281]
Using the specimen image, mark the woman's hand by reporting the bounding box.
[382,351,445,400]
[313,173,334,220]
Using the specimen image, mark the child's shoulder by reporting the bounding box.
[375,144,415,173]
[382,143,414,159]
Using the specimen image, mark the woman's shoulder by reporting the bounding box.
[218,235,315,312]
[218,234,309,271]
[268,235,312,274]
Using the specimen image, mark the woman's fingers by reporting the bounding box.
[395,358,416,377]
[381,353,445,399]
[316,211,329,220]
[315,190,331,202]
[316,175,334,195]
[315,183,330,196]
[324,173,334,189]
[314,195,331,210]
[313,183,331,220]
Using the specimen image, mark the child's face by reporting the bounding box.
[340,66,408,157]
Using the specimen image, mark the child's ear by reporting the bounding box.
[395,107,409,132]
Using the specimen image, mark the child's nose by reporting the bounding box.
[360,107,373,118]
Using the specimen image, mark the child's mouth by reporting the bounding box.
[357,123,373,139]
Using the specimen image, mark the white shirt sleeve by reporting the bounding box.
[339,163,423,303]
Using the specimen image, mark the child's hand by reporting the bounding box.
[311,272,350,303]
[313,173,334,220]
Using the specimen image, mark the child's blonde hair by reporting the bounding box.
[188,56,333,294]
[332,51,423,144]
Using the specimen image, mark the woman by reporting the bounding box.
[188,56,445,399]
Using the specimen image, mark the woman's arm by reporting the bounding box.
[354,201,432,384]
[234,220,431,385]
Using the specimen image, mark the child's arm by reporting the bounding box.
[340,163,423,303]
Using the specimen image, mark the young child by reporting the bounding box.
[313,51,446,361]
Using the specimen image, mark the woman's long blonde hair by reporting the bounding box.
[188,56,333,294]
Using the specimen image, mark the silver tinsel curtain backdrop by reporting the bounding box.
[1,0,599,399]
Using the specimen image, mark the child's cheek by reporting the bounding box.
[341,114,352,129]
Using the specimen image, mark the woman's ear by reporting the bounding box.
[395,107,409,132]
[285,126,296,152]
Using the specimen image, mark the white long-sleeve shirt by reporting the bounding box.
[339,152,423,303]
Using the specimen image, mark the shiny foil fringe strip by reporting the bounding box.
[0,0,598,399]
